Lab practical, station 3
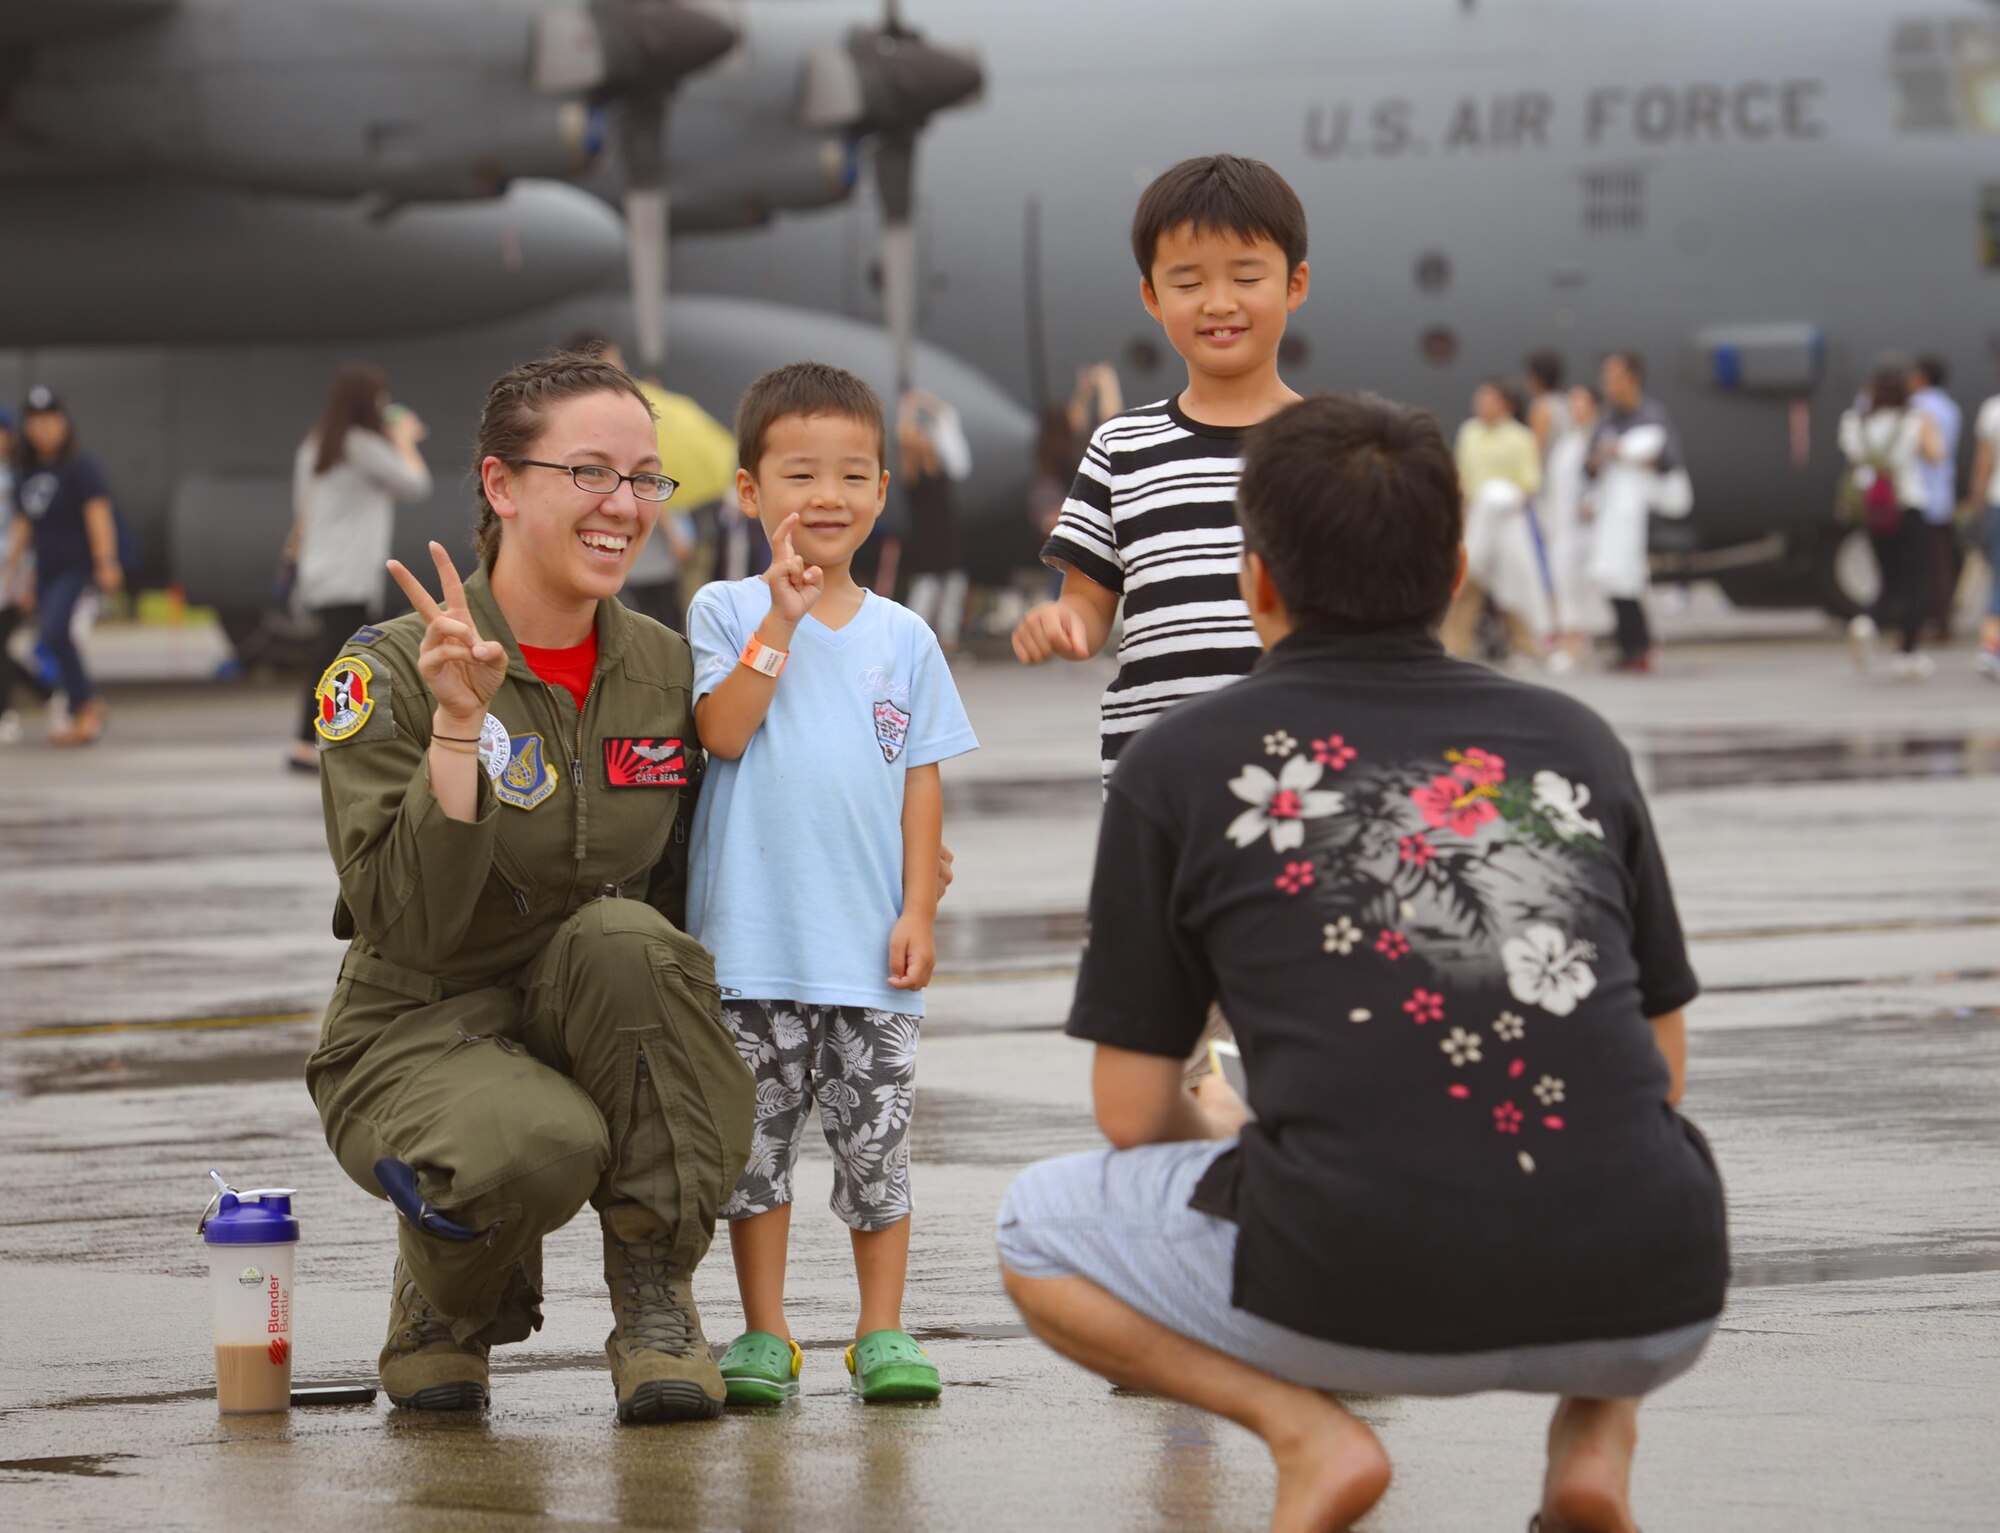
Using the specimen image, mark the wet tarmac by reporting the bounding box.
[3,635,1998,1530]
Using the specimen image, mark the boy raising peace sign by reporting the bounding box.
[687,363,977,1406]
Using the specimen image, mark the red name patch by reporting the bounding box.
[604,738,688,788]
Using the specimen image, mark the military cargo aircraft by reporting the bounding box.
[3,0,1998,645]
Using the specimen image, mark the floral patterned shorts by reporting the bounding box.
[718,999,920,1233]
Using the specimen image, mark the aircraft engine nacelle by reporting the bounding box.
[7,0,605,200]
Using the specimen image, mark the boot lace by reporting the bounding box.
[395,1270,458,1350]
[613,1235,700,1357]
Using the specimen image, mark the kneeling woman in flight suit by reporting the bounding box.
[305,351,754,1421]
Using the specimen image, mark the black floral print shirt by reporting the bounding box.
[1069,625,1728,1353]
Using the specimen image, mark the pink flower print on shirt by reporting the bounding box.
[1311,734,1358,771]
[1493,1101,1525,1134]
[1275,861,1315,895]
[1410,773,1500,837]
[1402,988,1445,1025]
[1375,929,1410,961]
[1448,747,1507,787]
[1398,832,1435,867]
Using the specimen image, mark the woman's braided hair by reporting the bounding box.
[470,348,654,566]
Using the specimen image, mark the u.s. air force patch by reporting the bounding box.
[494,733,558,810]
[313,656,393,745]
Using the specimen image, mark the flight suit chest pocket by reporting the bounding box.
[597,786,678,891]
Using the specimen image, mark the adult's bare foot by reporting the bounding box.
[1540,1396,1640,1533]
[1265,1390,1391,1533]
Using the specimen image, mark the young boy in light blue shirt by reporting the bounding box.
[687,361,977,1406]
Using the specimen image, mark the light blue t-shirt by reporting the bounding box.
[686,579,978,1014]
[1912,385,1962,525]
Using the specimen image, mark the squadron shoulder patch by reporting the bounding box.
[494,733,558,810]
[313,656,393,744]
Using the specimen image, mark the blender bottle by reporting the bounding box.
[200,1171,299,1413]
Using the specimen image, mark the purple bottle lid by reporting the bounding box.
[199,1171,299,1245]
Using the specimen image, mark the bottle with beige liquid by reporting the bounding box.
[200,1172,298,1413]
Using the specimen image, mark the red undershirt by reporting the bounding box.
[518,630,598,711]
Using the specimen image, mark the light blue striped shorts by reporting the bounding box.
[996,1140,1715,1399]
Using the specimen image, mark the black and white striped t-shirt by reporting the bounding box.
[1042,399,1260,781]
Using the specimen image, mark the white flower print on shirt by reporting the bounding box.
[1534,1075,1566,1105]
[1227,754,1346,852]
[1263,730,1298,757]
[1502,924,1599,1017]
[1532,771,1604,840]
[1492,1011,1526,1042]
[1440,1027,1483,1066]
[1323,917,1362,955]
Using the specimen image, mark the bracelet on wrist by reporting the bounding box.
[432,732,481,744]
[741,635,787,677]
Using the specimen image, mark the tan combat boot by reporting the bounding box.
[602,1203,724,1423]
[379,1256,490,1410]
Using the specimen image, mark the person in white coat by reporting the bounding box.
[1838,362,1937,676]
[286,364,431,769]
[1541,384,1602,666]
[1587,353,1687,673]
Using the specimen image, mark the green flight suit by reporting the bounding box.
[304,567,754,1344]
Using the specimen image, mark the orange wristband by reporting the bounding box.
[741,635,787,677]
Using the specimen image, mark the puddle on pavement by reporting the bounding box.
[944,731,2000,818]
[1635,730,2000,792]
[1733,1244,2000,1288]
[0,1454,136,1478]
[951,778,1101,819]
[934,909,1086,969]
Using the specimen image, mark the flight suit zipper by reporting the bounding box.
[543,669,604,914]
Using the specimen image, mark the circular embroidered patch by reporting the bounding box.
[313,656,376,742]
[478,714,511,781]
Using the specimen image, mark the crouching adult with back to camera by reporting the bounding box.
[997,393,1728,1533]
[305,351,754,1422]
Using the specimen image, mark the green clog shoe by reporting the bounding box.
[718,1331,801,1406]
[845,1329,941,1403]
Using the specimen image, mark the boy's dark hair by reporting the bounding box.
[1913,353,1948,388]
[1524,349,1564,391]
[1238,393,1462,632]
[735,361,886,472]
[1131,154,1308,280]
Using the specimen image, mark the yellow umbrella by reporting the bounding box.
[639,383,737,509]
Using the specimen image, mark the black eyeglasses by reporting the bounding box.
[514,459,679,503]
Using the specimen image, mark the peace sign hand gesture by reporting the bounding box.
[762,513,824,626]
[387,541,509,728]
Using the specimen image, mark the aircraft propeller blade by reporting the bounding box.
[797,4,982,392]
[572,0,737,371]
[618,92,670,372]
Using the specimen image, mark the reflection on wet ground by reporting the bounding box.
[1635,729,2000,792]
[4,660,1999,1529]
[950,731,2000,821]
[0,1455,137,1479]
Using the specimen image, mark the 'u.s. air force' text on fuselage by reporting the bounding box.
[1306,81,1826,160]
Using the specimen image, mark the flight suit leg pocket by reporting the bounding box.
[637,949,755,1273]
